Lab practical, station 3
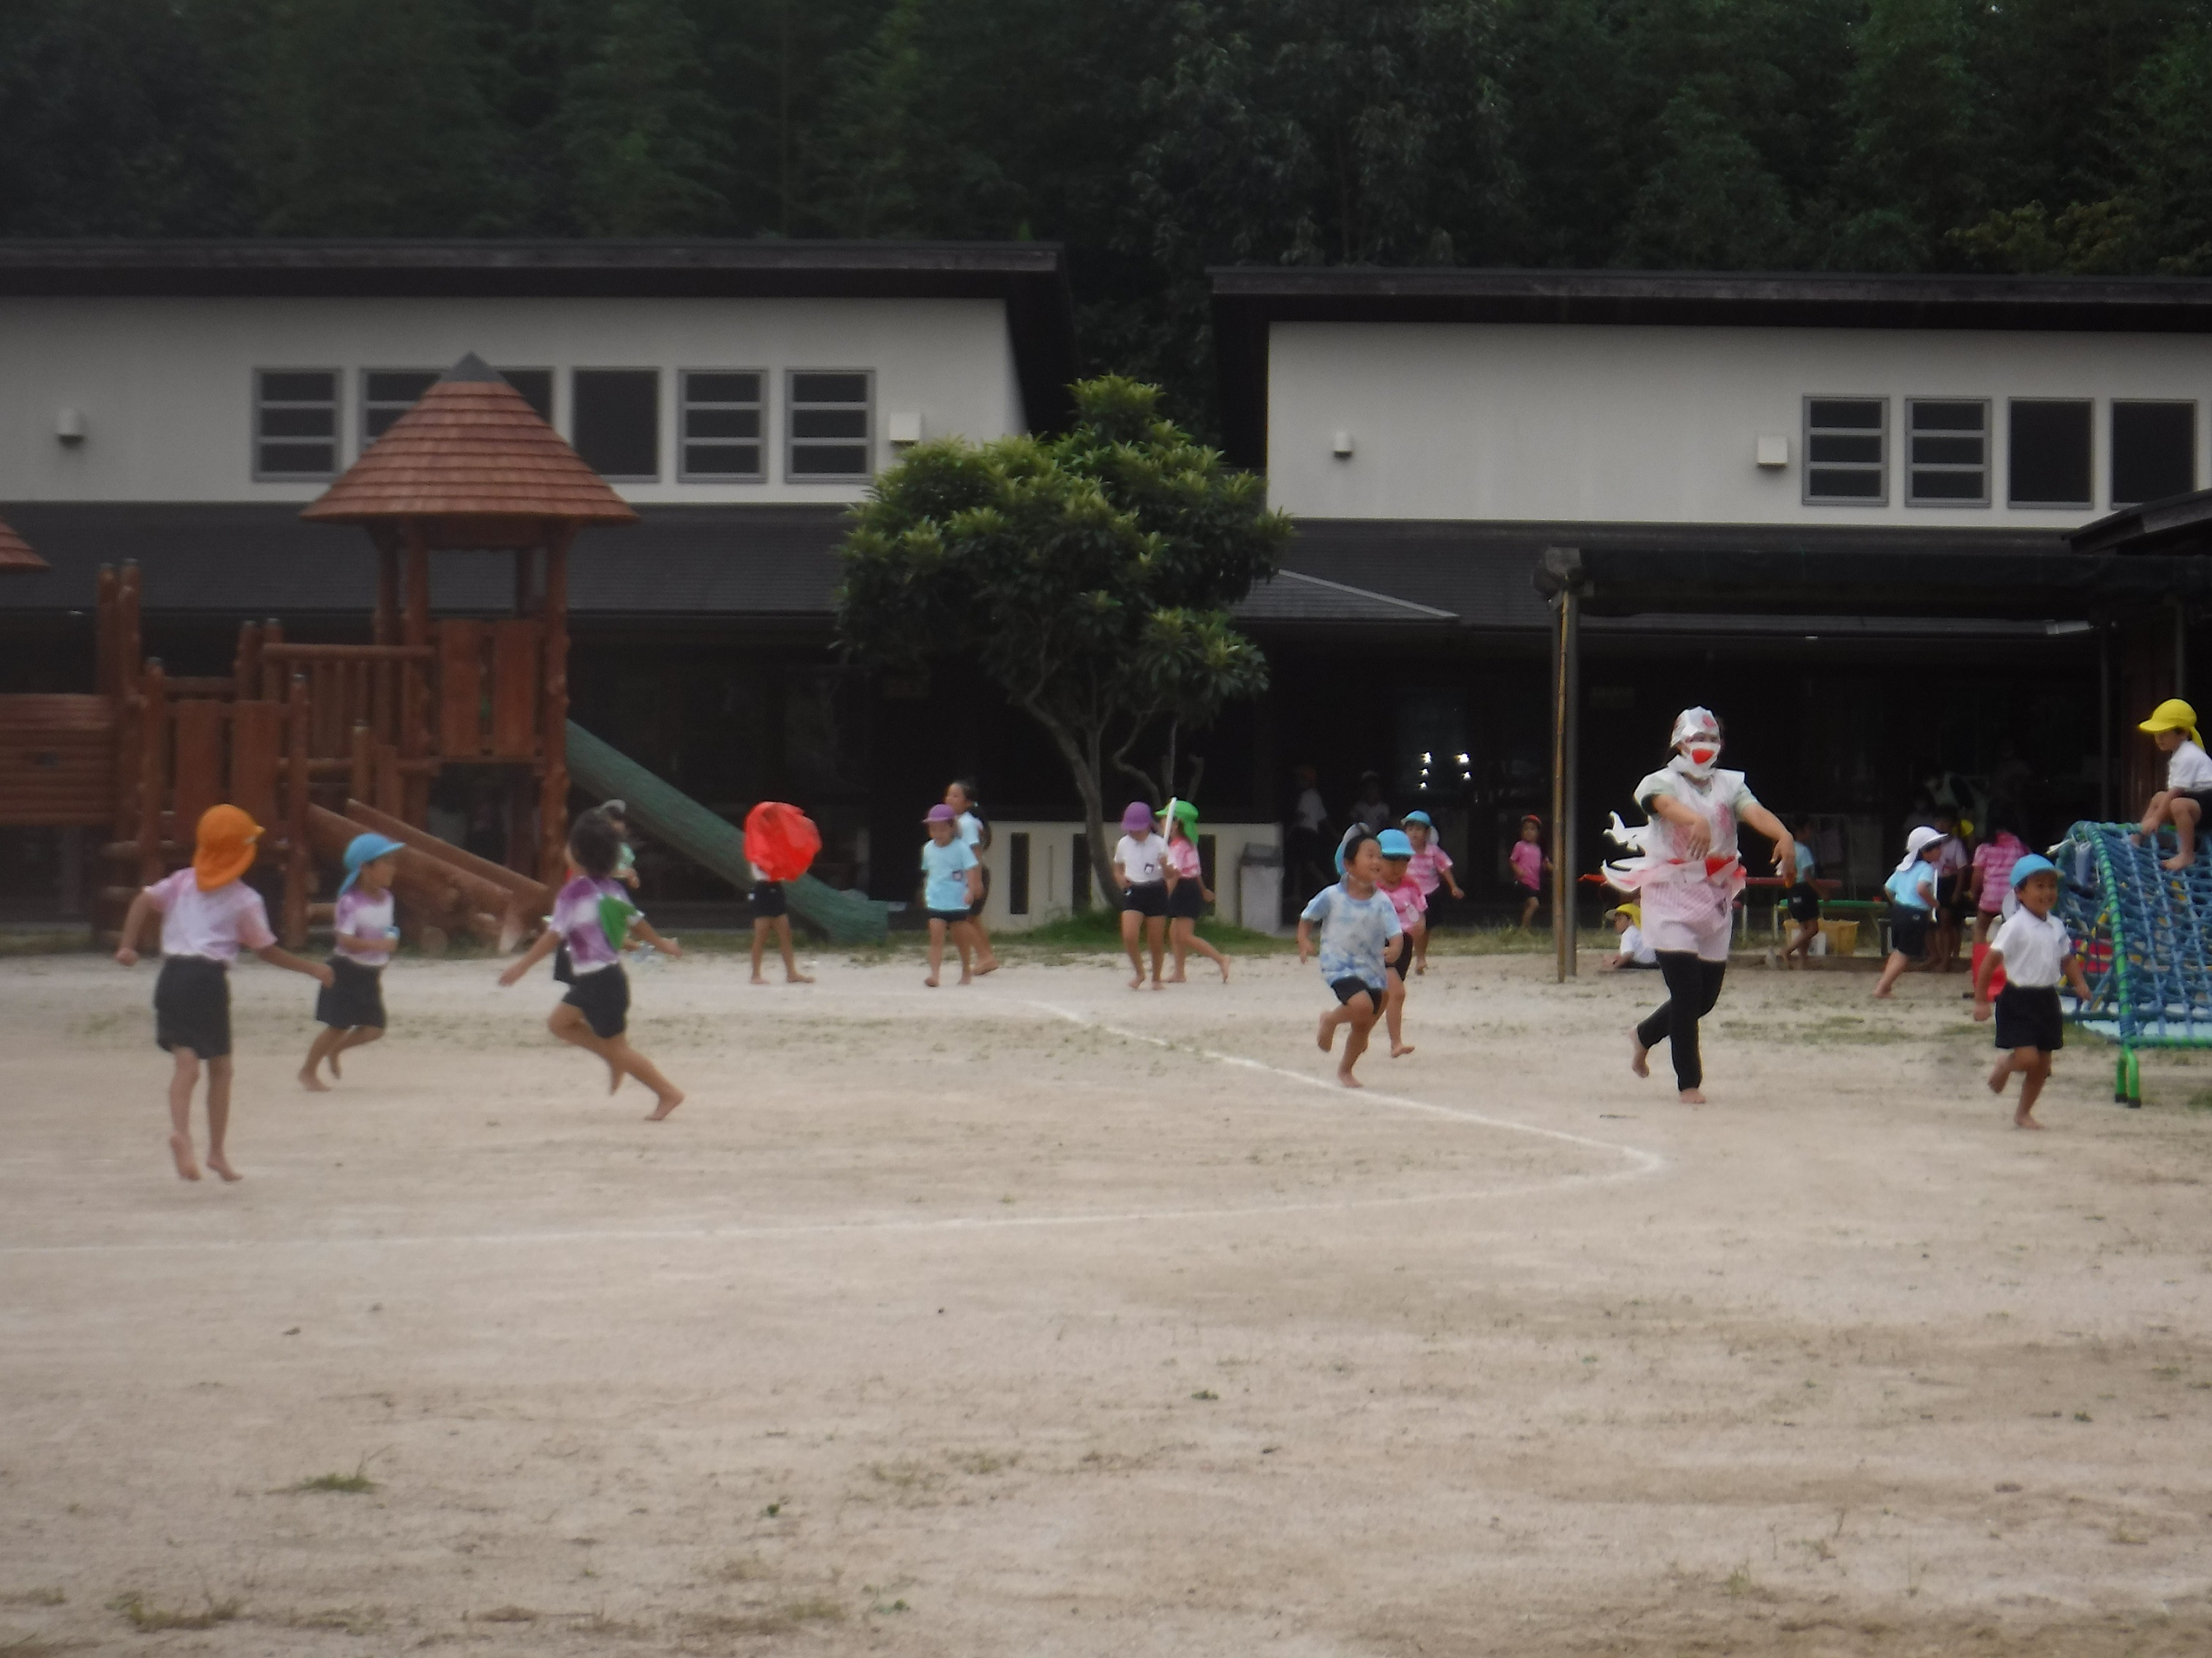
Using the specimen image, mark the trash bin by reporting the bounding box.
[1238,842,1285,935]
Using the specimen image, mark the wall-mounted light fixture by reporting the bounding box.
[1331,430,1354,458]
[1754,434,1788,468]
[886,411,923,447]
[55,408,86,446]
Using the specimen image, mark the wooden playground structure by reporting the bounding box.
[0,356,637,947]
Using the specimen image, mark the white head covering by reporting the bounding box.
[1895,824,1949,874]
[1669,707,1721,748]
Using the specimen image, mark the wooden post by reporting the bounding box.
[537,526,572,890]
[234,621,262,701]
[260,619,284,703]
[95,564,118,700]
[373,529,401,648]
[350,721,374,806]
[116,563,142,698]
[401,525,431,825]
[284,672,312,948]
[1549,579,1580,982]
[138,659,167,885]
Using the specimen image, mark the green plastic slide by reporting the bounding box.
[565,722,890,944]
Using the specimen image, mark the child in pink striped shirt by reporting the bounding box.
[1400,811,1462,972]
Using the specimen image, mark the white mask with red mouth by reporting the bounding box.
[1668,708,1724,781]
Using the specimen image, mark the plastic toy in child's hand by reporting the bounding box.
[743,801,822,884]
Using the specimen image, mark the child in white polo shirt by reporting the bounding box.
[2135,698,2212,871]
[1972,855,2092,1130]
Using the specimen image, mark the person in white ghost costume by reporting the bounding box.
[1604,708,1796,1103]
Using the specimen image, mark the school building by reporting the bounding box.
[4,248,2212,925]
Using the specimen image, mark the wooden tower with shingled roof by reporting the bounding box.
[303,353,638,891]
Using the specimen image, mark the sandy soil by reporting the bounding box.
[3,944,2211,1657]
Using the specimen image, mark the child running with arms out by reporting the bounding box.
[1298,826,1403,1089]
[1400,811,1462,972]
[114,805,334,1181]
[920,803,983,987]
[299,832,404,1091]
[1374,828,1422,1056]
[499,812,685,1119]
[1973,855,2092,1129]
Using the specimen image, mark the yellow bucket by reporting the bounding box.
[1818,919,1859,958]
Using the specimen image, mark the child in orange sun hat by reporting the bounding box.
[115,805,333,1182]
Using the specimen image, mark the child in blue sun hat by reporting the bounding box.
[300,831,405,1091]
[1972,854,2092,1130]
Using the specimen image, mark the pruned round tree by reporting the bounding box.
[836,376,1290,904]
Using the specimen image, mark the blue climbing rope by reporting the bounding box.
[2058,820,2212,1103]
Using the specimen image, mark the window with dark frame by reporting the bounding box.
[1906,398,1990,505]
[2112,401,2196,508]
[571,368,660,481]
[788,370,872,480]
[680,371,766,482]
[361,370,439,447]
[1803,398,1886,503]
[254,368,339,479]
[2007,399,2093,509]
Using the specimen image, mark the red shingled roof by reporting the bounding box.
[0,514,47,572]
[303,355,637,532]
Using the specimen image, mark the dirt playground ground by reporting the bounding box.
[4,943,2212,1657]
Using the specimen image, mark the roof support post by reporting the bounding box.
[2099,621,2113,822]
[537,525,573,893]
[1549,562,1580,982]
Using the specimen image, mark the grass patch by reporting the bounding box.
[686,1599,844,1638]
[0,1591,63,1608]
[0,930,97,958]
[287,1454,381,1494]
[275,1605,385,1635]
[992,909,1294,956]
[2186,1089,2212,1113]
[110,1591,242,1632]
[475,1605,538,1623]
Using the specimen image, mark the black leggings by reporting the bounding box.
[1634,952,1728,1091]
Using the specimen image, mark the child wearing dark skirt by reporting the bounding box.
[500,813,687,1119]
[1973,855,2092,1130]
[114,804,333,1181]
[300,832,404,1091]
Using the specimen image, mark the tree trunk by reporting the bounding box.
[1027,702,1121,908]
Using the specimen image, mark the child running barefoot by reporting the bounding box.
[1297,827,1403,1089]
[1509,814,1548,929]
[1873,826,1944,999]
[1400,811,1462,972]
[1162,800,1230,984]
[1375,828,1422,1056]
[1973,855,2092,1129]
[499,813,685,1119]
[1113,800,1169,991]
[114,805,334,1181]
[2133,699,2212,871]
[920,803,983,987]
[300,832,404,1091]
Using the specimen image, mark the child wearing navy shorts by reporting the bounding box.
[300,831,404,1091]
[1973,855,2092,1130]
[1297,825,1403,1089]
[919,803,982,987]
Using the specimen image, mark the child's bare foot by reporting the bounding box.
[646,1089,684,1121]
[204,1149,241,1182]
[1391,1042,1415,1058]
[1678,1089,1706,1105]
[1987,1059,2012,1094]
[977,959,1000,976]
[1147,977,1163,991]
[1128,973,1144,991]
[2164,852,2197,871]
[1317,1013,1337,1053]
[750,973,769,985]
[788,972,814,984]
[959,972,973,985]
[1166,970,1187,983]
[2014,1108,2044,1129]
[168,1133,201,1181]
[925,974,940,988]
[1337,1066,1364,1089]
[1217,961,1231,983]
[298,1066,330,1093]
[1415,961,1427,975]
[1629,1034,1650,1078]
[1871,988,1894,999]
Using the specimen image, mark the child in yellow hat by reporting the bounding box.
[114,805,334,1181]
[2134,698,2212,870]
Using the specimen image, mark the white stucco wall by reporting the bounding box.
[964,821,1285,933]
[0,295,1022,503]
[1267,321,2212,527]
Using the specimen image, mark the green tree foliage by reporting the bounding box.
[836,378,1290,898]
[15,0,2212,421]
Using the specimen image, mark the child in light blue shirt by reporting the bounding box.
[1874,825,1944,999]
[920,804,982,987]
[1297,828,1403,1089]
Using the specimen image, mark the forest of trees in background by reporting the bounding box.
[7,0,2212,431]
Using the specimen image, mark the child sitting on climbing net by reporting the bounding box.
[2134,699,2212,871]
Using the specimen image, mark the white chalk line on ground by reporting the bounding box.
[0,996,1666,1259]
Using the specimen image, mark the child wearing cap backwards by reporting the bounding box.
[2134,699,2212,870]
[298,831,404,1091]
[1162,801,1231,984]
[113,805,336,1181]
[1974,855,2093,1129]
[918,803,982,987]
[1400,811,1462,972]
[1607,708,1796,1104]
[1114,800,1171,991]
[1375,828,1423,1056]
[499,812,686,1119]
[1510,815,1548,930]
[1298,825,1403,1087]
[1873,825,1946,999]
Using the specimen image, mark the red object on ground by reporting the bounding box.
[744,801,820,883]
[1971,942,2007,996]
